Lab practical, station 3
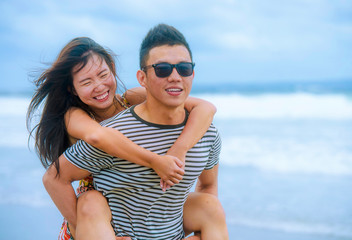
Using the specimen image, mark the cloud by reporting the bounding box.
[215,32,257,50]
[190,0,351,65]
[0,0,351,90]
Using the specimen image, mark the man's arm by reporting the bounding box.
[195,164,219,196]
[42,154,91,230]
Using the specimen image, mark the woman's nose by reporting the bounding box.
[93,78,105,90]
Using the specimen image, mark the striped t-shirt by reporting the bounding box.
[64,105,221,240]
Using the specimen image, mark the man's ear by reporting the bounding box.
[136,70,147,88]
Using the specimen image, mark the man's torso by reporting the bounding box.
[65,106,221,239]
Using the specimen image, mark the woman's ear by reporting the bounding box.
[136,70,147,89]
[111,62,116,75]
[68,86,78,96]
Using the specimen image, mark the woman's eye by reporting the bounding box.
[82,81,91,86]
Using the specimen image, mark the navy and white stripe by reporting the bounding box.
[64,106,221,240]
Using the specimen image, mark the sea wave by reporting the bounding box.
[0,192,52,207]
[0,97,30,147]
[0,96,30,116]
[220,136,352,175]
[195,93,352,120]
[228,217,352,238]
[2,94,352,119]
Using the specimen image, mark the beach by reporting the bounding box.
[1,85,352,239]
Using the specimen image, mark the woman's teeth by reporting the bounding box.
[95,92,108,100]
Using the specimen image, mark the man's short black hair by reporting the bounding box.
[139,23,193,69]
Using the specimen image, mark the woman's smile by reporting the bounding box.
[94,91,110,102]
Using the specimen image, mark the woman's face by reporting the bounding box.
[72,54,117,114]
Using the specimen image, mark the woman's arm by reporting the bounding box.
[124,89,217,190]
[65,108,184,187]
[124,88,217,162]
[122,87,147,106]
[167,97,217,161]
[124,89,217,156]
[124,88,216,160]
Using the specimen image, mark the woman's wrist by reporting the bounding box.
[168,143,188,159]
[146,151,162,169]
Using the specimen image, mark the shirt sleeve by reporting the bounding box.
[205,127,221,170]
[64,139,114,174]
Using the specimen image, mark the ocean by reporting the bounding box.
[1,81,352,239]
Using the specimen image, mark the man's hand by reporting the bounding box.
[67,222,76,239]
[42,155,91,233]
[183,235,200,240]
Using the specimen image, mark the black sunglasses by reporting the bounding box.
[142,62,195,78]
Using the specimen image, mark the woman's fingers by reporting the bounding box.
[176,167,185,176]
[175,157,185,169]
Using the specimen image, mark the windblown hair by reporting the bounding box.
[139,23,193,69]
[27,37,121,174]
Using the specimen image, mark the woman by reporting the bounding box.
[27,37,226,239]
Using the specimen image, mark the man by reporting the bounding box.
[44,24,228,239]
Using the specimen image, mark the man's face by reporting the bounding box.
[140,44,194,109]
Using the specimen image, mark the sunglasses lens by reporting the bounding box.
[154,63,173,78]
[176,63,194,77]
[153,62,194,78]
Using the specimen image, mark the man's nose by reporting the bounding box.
[167,67,182,82]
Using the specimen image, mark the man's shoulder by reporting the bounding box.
[198,123,221,145]
[206,123,220,136]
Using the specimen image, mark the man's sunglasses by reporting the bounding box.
[142,62,195,78]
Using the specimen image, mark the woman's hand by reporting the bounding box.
[150,155,185,191]
[158,148,188,191]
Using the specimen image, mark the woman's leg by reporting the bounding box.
[75,190,116,240]
[183,192,229,240]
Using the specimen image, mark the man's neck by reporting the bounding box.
[134,101,186,125]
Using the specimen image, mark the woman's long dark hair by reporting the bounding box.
[27,37,121,174]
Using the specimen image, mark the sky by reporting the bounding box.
[0,0,351,94]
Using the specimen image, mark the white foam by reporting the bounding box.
[195,93,352,120]
[220,136,352,175]
[229,217,352,238]
[2,95,352,175]
[0,97,35,147]
[0,167,51,207]
[2,94,352,119]
[0,96,30,116]
[0,192,52,207]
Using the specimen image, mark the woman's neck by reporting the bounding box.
[92,97,123,122]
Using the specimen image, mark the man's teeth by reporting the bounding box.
[96,92,108,100]
[166,88,182,92]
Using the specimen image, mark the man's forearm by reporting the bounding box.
[195,165,219,197]
[43,167,78,228]
[195,181,218,197]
